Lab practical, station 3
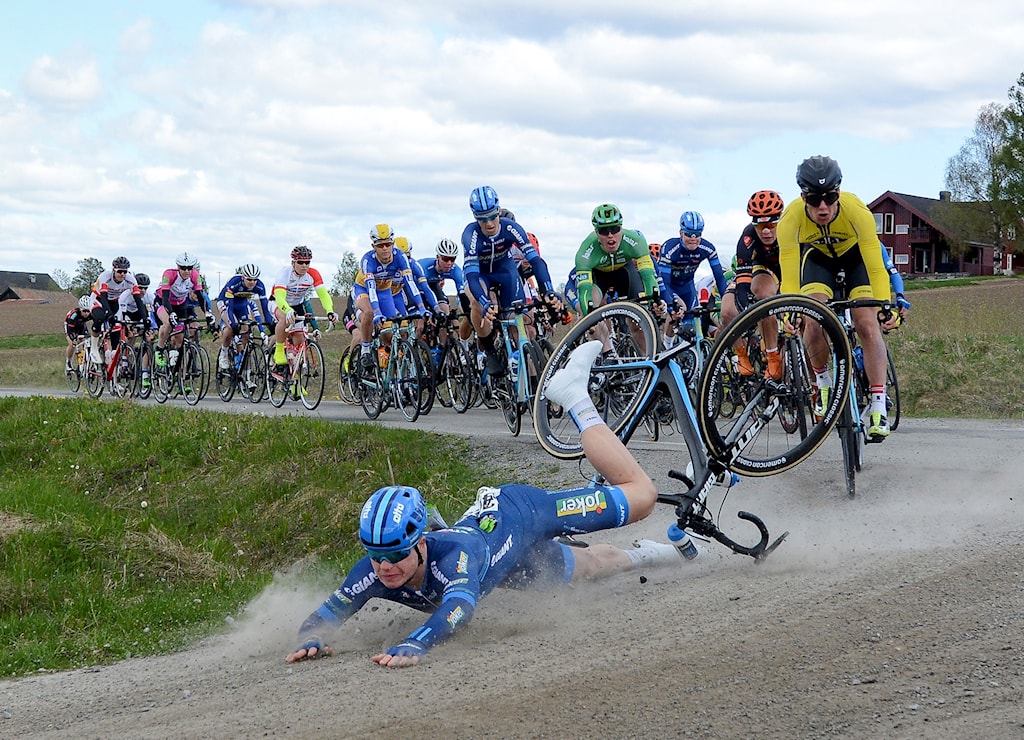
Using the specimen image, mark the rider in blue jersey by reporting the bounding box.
[880,241,911,318]
[354,224,426,371]
[658,211,729,310]
[214,263,273,370]
[461,185,558,375]
[286,341,689,668]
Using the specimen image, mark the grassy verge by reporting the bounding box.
[0,397,512,678]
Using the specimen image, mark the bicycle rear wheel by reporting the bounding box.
[137,343,155,400]
[298,341,326,410]
[65,349,83,393]
[533,301,658,460]
[777,333,813,438]
[359,349,386,419]
[338,346,357,404]
[110,345,139,398]
[215,355,236,402]
[698,294,851,477]
[444,339,475,413]
[838,398,863,498]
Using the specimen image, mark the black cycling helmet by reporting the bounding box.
[112,256,131,270]
[134,272,150,288]
[796,155,842,193]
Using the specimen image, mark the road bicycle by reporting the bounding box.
[533,300,791,561]
[65,336,87,393]
[267,314,330,410]
[215,317,269,403]
[829,293,901,497]
[487,300,547,436]
[84,321,140,400]
[152,316,215,405]
[354,314,424,421]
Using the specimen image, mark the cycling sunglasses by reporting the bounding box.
[681,230,702,239]
[596,225,622,236]
[366,546,415,564]
[804,190,840,207]
[476,212,500,223]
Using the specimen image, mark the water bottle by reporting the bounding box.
[104,349,115,365]
[168,349,179,367]
[853,346,864,373]
[377,346,390,368]
[476,351,486,372]
[234,351,243,370]
[509,349,519,375]
[666,523,700,561]
[430,347,442,368]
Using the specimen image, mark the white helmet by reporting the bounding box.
[239,263,261,279]
[78,295,94,311]
[176,251,197,269]
[436,238,459,258]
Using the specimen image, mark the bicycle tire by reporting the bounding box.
[415,339,436,416]
[65,349,83,392]
[777,334,813,438]
[194,343,211,400]
[110,345,139,398]
[492,371,520,435]
[85,356,105,398]
[137,342,155,400]
[446,339,475,413]
[215,354,236,402]
[338,347,357,404]
[267,353,289,408]
[239,343,267,403]
[522,340,546,413]
[359,347,386,419]
[886,346,901,431]
[298,340,326,410]
[179,344,203,405]
[698,294,852,477]
[391,338,421,422]
[838,397,862,498]
[533,301,659,460]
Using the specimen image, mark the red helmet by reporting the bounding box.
[291,245,313,261]
[746,190,785,222]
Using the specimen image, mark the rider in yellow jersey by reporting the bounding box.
[777,155,897,441]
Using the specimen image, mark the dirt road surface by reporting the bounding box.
[2,417,1023,739]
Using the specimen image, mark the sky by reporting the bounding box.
[3,0,1024,294]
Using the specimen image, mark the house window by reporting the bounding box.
[874,214,883,234]
[895,224,909,235]
[1008,225,1017,241]
[883,213,894,234]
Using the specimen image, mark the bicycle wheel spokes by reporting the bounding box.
[359,350,386,419]
[85,357,105,398]
[534,301,658,459]
[179,344,202,405]
[215,355,236,402]
[298,341,326,410]
[698,294,851,477]
[391,340,422,422]
[415,340,436,416]
[446,341,476,414]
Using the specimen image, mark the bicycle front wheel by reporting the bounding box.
[698,294,852,477]
[533,301,659,460]
[240,343,267,403]
[180,344,203,406]
[85,357,105,399]
[298,341,326,410]
[885,346,901,431]
[110,345,139,398]
[415,339,436,416]
[391,339,422,422]
[137,343,155,400]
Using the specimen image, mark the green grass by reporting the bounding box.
[0,397,514,678]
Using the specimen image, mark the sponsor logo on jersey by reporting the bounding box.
[346,572,378,596]
[490,534,514,566]
[556,490,606,517]
[446,605,466,628]
[430,560,451,587]
[456,552,469,574]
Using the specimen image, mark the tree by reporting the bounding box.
[68,258,104,297]
[331,251,359,297]
[52,268,71,291]
[940,102,1013,258]
[996,71,1024,252]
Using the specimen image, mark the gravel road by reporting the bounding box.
[2,414,1023,739]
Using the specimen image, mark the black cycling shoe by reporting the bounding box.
[484,349,506,377]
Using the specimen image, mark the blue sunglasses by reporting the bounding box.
[366,547,415,564]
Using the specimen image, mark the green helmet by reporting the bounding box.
[591,203,623,229]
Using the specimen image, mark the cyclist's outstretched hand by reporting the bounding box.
[327,311,339,326]
[371,652,421,669]
[286,639,334,663]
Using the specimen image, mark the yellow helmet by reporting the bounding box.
[370,224,394,245]
[394,236,411,254]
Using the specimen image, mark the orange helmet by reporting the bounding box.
[747,190,785,222]
[649,242,662,262]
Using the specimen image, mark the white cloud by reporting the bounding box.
[23,52,103,109]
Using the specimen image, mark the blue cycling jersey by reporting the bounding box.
[355,249,424,315]
[461,218,553,308]
[404,257,439,312]
[658,237,729,308]
[297,481,631,657]
[216,275,273,328]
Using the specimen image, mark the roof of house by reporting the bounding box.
[0,270,69,303]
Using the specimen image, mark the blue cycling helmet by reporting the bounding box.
[679,211,705,234]
[359,486,427,553]
[469,185,500,217]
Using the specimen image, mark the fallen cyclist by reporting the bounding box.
[286,340,690,669]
